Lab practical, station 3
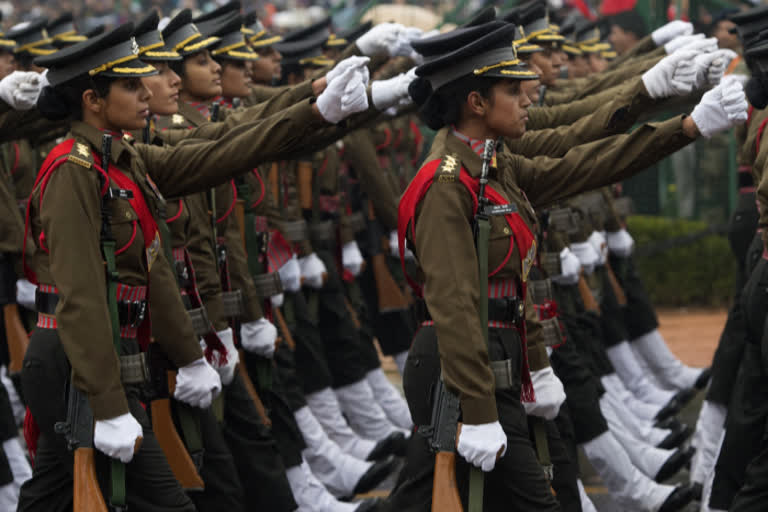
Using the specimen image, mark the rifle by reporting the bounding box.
[55,376,108,512]
[367,202,409,313]
[605,263,627,306]
[417,378,462,512]
[149,343,205,490]
[237,349,272,428]
[577,272,601,313]
[141,116,206,488]
[3,303,28,375]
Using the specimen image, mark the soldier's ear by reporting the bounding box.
[467,90,488,116]
[82,89,104,114]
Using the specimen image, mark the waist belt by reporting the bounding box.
[309,220,336,242]
[421,279,522,329]
[252,272,283,298]
[529,278,553,306]
[35,283,148,338]
[547,208,579,234]
[278,220,309,242]
[119,353,151,384]
[539,252,561,276]
[341,211,367,235]
[222,290,243,317]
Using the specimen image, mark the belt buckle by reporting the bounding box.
[504,297,523,324]
[258,231,270,255]
[131,300,147,328]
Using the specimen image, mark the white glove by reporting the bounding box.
[299,252,327,289]
[642,50,697,99]
[278,255,302,293]
[663,33,704,54]
[271,293,284,308]
[705,49,738,87]
[325,55,371,86]
[457,421,507,472]
[0,71,43,110]
[652,20,694,46]
[522,367,566,421]
[174,357,222,409]
[342,241,364,277]
[241,318,278,358]
[670,36,718,56]
[693,49,737,89]
[391,27,424,58]
[551,247,581,285]
[94,413,143,463]
[15,279,36,309]
[389,230,414,260]
[204,328,238,386]
[371,67,418,111]
[356,23,404,57]
[317,68,369,124]
[587,231,608,265]
[729,74,750,87]
[570,241,600,274]
[691,75,749,137]
[606,229,635,257]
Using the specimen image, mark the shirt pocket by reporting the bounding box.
[487,215,516,278]
[109,201,140,255]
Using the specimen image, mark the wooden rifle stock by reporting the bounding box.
[273,308,296,351]
[297,161,313,211]
[237,350,272,428]
[156,371,204,490]
[268,163,279,203]
[371,251,409,313]
[3,304,28,374]
[577,273,601,313]
[235,199,246,250]
[343,297,362,330]
[73,448,108,512]
[432,451,463,512]
[605,263,627,306]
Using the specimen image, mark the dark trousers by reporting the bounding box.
[711,256,768,509]
[707,233,762,405]
[314,249,368,388]
[550,332,608,445]
[18,328,194,512]
[221,373,298,511]
[285,290,334,395]
[609,254,659,340]
[391,325,560,512]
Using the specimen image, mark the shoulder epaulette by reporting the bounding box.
[433,153,461,184]
[67,141,93,169]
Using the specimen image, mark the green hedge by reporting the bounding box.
[626,215,736,308]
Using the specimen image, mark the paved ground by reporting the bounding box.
[376,307,729,511]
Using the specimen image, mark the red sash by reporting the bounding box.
[398,158,536,401]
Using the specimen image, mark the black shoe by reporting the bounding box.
[691,482,703,501]
[673,388,696,408]
[353,457,398,495]
[655,397,683,422]
[657,423,693,449]
[695,368,712,389]
[355,498,382,512]
[367,432,407,461]
[655,447,696,483]
[654,416,682,430]
[658,483,695,512]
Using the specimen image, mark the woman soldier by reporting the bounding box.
[18,21,370,511]
[393,22,746,511]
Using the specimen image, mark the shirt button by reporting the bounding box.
[503,227,511,235]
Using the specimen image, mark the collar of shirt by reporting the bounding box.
[70,121,131,165]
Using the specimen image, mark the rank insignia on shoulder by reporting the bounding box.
[68,142,93,169]
[435,154,460,183]
[122,132,135,144]
[172,114,185,125]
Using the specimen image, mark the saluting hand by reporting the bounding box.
[652,20,694,47]
[691,75,749,138]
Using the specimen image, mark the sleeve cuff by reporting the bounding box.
[89,387,130,421]
[460,394,499,425]
[527,342,551,372]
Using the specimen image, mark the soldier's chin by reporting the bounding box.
[745,75,768,110]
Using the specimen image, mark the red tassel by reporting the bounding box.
[23,407,39,466]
